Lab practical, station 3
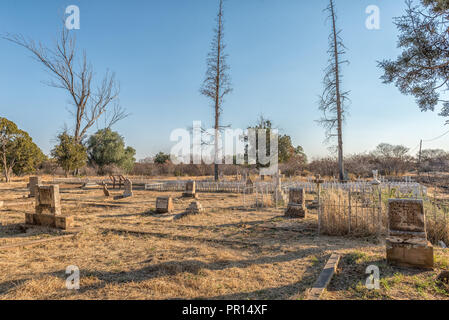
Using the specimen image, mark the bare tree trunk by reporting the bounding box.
[214,1,223,182]
[201,0,232,182]
[330,0,345,182]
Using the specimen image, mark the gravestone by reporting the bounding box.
[182,180,197,198]
[386,199,433,269]
[156,196,174,214]
[285,188,306,218]
[35,185,61,215]
[272,170,287,205]
[174,201,204,220]
[186,201,204,215]
[123,179,133,197]
[27,176,42,198]
[25,185,73,230]
[103,183,110,197]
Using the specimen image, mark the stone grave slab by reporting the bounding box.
[182,180,197,198]
[25,185,73,230]
[155,196,174,214]
[285,188,307,218]
[386,199,433,269]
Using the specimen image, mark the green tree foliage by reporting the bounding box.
[154,152,171,164]
[379,0,449,123]
[279,135,307,164]
[247,116,307,167]
[51,131,87,176]
[0,117,45,182]
[87,128,136,174]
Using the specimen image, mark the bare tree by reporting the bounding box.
[318,0,349,181]
[200,0,233,181]
[3,25,128,144]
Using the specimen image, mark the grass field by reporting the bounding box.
[0,177,448,300]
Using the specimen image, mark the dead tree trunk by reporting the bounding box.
[330,0,345,182]
[318,0,349,182]
[200,0,233,182]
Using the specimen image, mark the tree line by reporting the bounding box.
[1,114,447,180]
[0,117,135,181]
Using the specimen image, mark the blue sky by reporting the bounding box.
[0,0,448,160]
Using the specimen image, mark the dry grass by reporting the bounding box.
[425,202,449,245]
[320,189,385,237]
[0,176,448,300]
[323,248,449,300]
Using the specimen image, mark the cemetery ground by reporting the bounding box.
[0,177,449,300]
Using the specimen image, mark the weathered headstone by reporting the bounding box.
[27,176,42,198]
[103,183,110,197]
[35,185,61,215]
[186,201,204,215]
[386,199,433,269]
[156,196,174,214]
[285,188,307,218]
[123,179,133,197]
[173,201,204,220]
[25,185,73,230]
[182,180,197,198]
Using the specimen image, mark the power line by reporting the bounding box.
[409,143,421,154]
[412,128,449,165]
[410,128,449,155]
[422,129,449,143]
